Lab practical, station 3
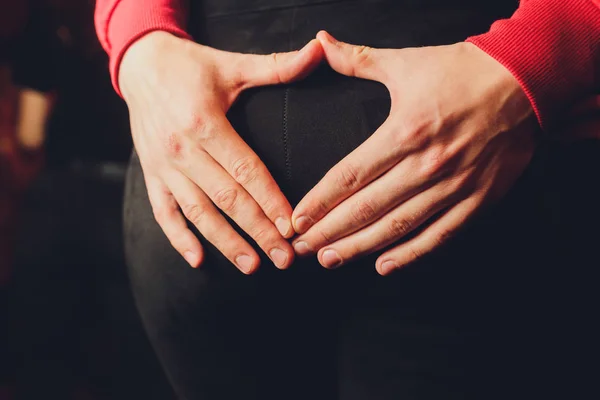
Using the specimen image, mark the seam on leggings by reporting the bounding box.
[283,88,291,181]
[282,8,296,182]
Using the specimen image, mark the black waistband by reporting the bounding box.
[189,0,517,56]
[197,0,516,19]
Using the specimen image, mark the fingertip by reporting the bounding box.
[292,215,314,234]
[301,38,319,51]
[316,30,336,44]
[294,39,325,73]
[292,240,312,256]
[279,249,296,270]
[306,38,325,58]
[291,213,300,233]
[275,217,294,239]
[184,247,203,268]
[283,229,295,240]
[235,253,260,275]
[319,248,343,269]
[376,259,396,275]
[196,246,206,267]
[291,206,308,233]
[269,246,294,270]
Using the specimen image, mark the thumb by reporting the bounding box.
[236,39,324,89]
[316,30,385,82]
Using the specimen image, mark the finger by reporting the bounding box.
[313,181,457,269]
[293,156,429,254]
[376,195,482,275]
[292,118,403,234]
[146,177,204,268]
[316,30,386,82]
[167,171,262,274]
[233,39,324,89]
[181,147,295,270]
[194,113,294,238]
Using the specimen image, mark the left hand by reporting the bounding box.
[291,31,538,275]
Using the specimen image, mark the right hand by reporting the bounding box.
[119,32,324,273]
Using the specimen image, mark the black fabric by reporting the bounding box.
[10,1,59,93]
[124,1,599,399]
[9,170,175,399]
[10,0,132,168]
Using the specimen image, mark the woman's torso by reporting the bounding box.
[184,0,518,203]
[125,0,525,284]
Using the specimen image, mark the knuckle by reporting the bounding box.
[228,59,246,91]
[250,225,275,244]
[316,228,333,244]
[350,199,378,224]
[181,203,206,225]
[315,196,330,215]
[407,246,423,264]
[231,156,261,186]
[336,163,361,190]
[152,205,173,225]
[399,115,432,146]
[303,197,330,221]
[420,147,447,178]
[451,170,474,194]
[195,121,218,143]
[214,229,240,249]
[213,187,239,213]
[435,229,454,247]
[268,52,285,84]
[347,242,364,259]
[188,111,207,130]
[389,217,412,238]
[258,189,280,217]
[352,45,372,66]
[165,132,184,160]
[303,199,330,224]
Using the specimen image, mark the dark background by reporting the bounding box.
[0,0,174,398]
[0,1,599,399]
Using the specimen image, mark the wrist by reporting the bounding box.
[119,31,187,101]
[466,0,600,131]
[461,42,534,128]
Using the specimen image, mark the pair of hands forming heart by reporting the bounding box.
[119,30,536,275]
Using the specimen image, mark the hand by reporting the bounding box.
[291,31,537,275]
[120,32,323,273]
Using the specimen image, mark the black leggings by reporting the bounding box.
[123,1,599,399]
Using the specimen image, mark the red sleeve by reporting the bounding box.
[94,0,192,96]
[466,0,600,131]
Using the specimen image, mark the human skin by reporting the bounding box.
[119,31,325,273]
[291,31,538,275]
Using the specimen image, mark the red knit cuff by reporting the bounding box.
[106,0,192,97]
[466,0,600,131]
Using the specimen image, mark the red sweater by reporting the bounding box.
[94,0,600,131]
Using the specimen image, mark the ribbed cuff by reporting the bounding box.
[466,0,600,131]
[106,0,192,97]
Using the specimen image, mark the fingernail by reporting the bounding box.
[275,217,292,237]
[320,31,336,44]
[293,241,312,256]
[321,249,342,269]
[379,260,398,274]
[269,248,289,269]
[235,254,254,274]
[294,216,314,234]
[184,251,198,268]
